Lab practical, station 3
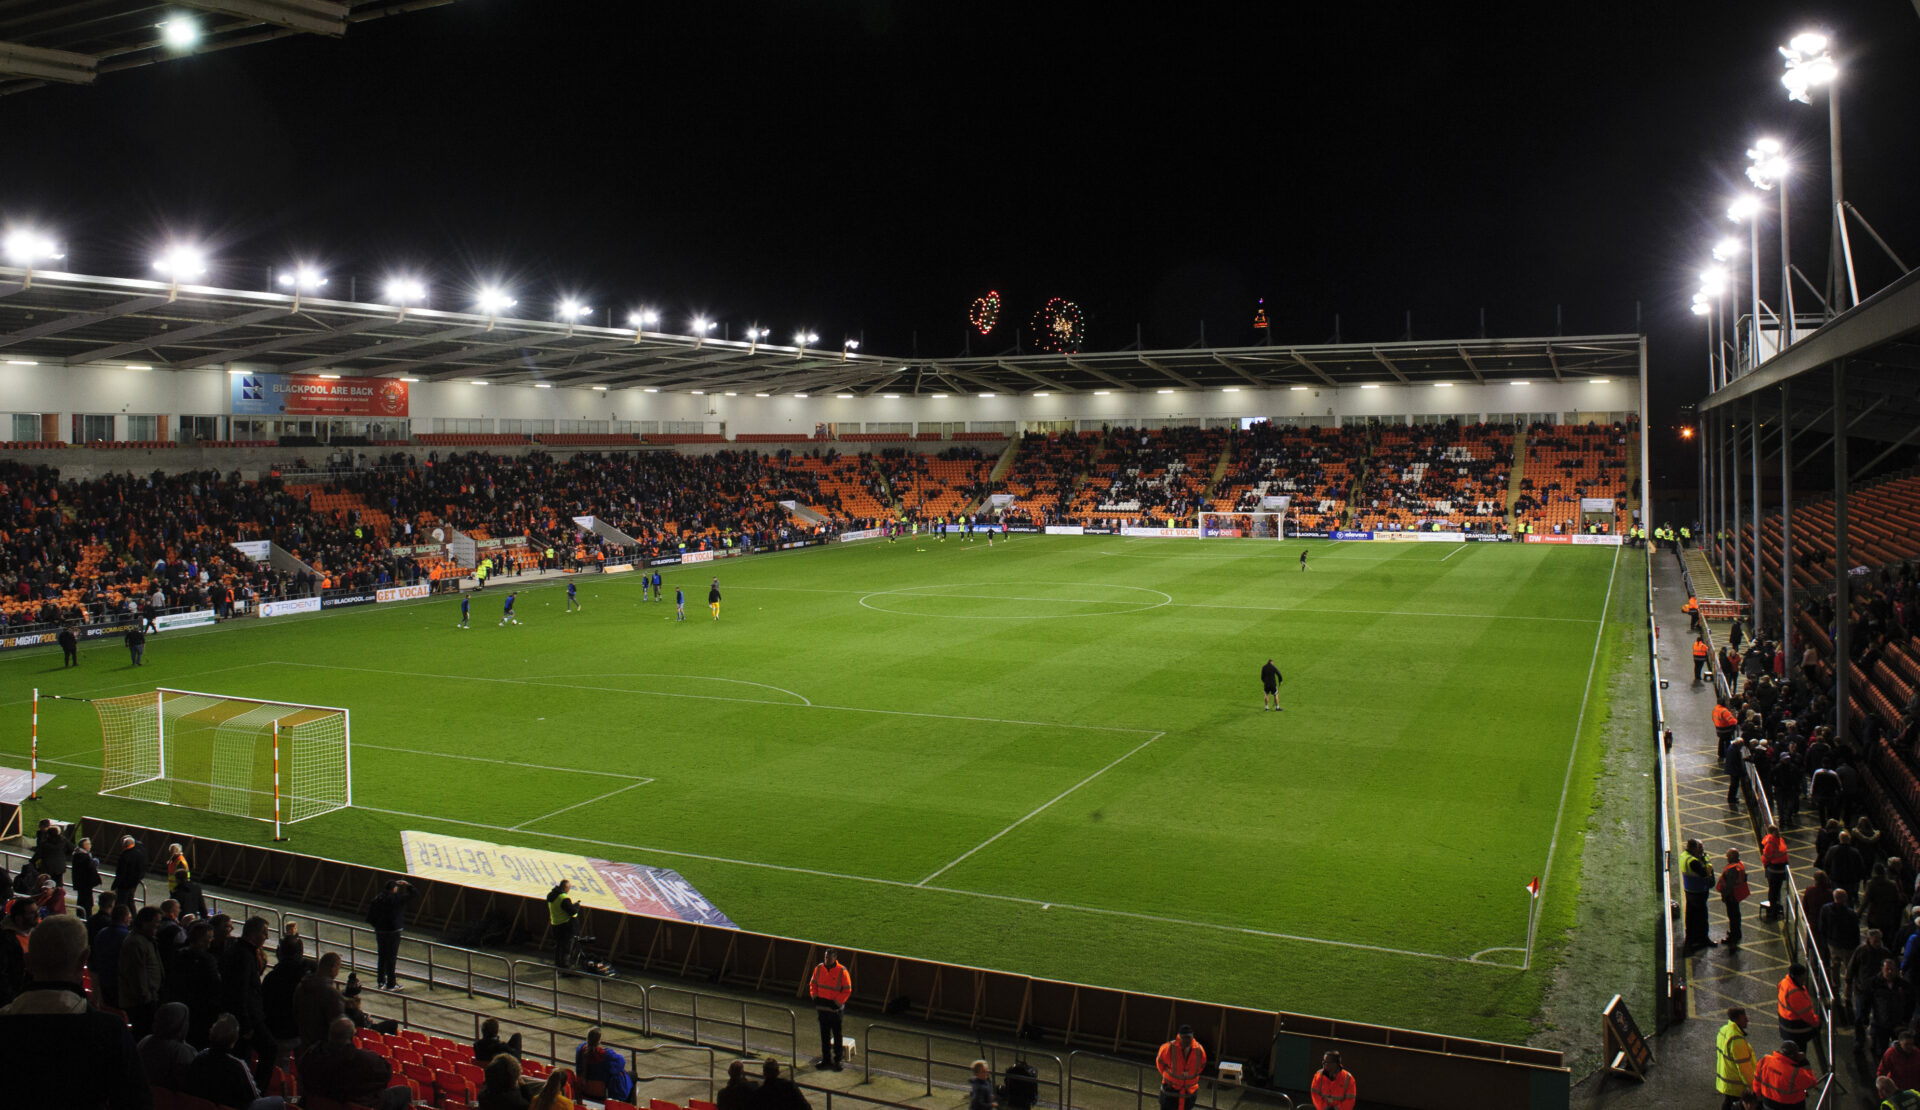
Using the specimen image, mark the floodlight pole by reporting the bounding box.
[1731,413,1744,604]
[1832,361,1850,740]
[1780,384,1793,666]
[1825,82,1848,312]
[1779,175,1795,348]
[1750,395,1761,623]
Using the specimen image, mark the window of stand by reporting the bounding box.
[72,413,114,442]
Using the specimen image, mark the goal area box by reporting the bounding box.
[93,688,351,830]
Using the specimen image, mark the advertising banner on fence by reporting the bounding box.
[1372,531,1421,543]
[1463,533,1511,543]
[1331,530,1375,541]
[401,830,736,928]
[1570,534,1625,546]
[1523,534,1574,545]
[153,610,217,632]
[1007,525,1042,534]
[321,592,378,609]
[231,372,410,417]
[231,540,271,562]
[1044,525,1085,536]
[680,550,715,565]
[837,528,884,542]
[1119,527,1200,538]
[602,564,634,574]
[258,597,322,618]
[377,584,432,603]
[647,555,682,567]
[1286,529,1330,539]
[1412,531,1467,543]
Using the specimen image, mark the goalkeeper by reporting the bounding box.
[547,879,580,970]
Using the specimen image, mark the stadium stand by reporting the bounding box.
[1511,422,1633,534]
[1211,424,1361,532]
[1351,421,1514,532]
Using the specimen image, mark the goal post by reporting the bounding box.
[93,688,351,832]
[1198,511,1288,539]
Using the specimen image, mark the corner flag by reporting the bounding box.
[1526,876,1541,897]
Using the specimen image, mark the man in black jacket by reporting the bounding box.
[0,915,150,1110]
[219,916,275,1086]
[72,837,101,917]
[34,819,72,889]
[366,879,415,991]
[112,836,149,908]
[57,623,78,667]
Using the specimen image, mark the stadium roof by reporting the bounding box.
[0,266,1643,396]
[0,0,454,96]
[1697,265,1920,452]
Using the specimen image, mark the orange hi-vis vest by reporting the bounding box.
[810,961,852,1007]
[1752,1051,1815,1105]
[1685,597,1699,613]
[1713,705,1739,730]
[1310,1068,1357,1110]
[1777,976,1819,1027]
[1156,1039,1207,1095]
[1762,833,1790,867]
[1695,641,1711,660]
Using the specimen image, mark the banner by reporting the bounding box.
[837,528,884,542]
[232,372,409,417]
[1081,526,1117,535]
[1373,531,1421,543]
[1286,529,1329,538]
[377,584,432,603]
[1580,497,1616,512]
[1006,525,1043,534]
[231,540,271,562]
[1119,527,1200,538]
[1523,534,1573,545]
[258,597,322,618]
[401,830,736,928]
[1570,534,1625,546]
[647,555,683,567]
[1331,530,1375,541]
[153,610,217,632]
[1463,533,1511,543]
[680,550,715,565]
[602,564,635,574]
[1411,531,1466,543]
[321,592,379,609]
[1044,525,1085,536]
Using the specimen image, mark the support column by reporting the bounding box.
[1732,414,1744,603]
[1780,385,1793,666]
[1750,395,1762,624]
[1834,362,1850,739]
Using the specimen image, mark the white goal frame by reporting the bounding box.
[96,687,352,838]
[1197,511,1288,539]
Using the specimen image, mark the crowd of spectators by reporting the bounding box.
[1214,423,1361,531]
[1351,422,1513,533]
[1075,427,1223,522]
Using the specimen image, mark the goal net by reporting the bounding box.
[1198,511,1287,539]
[94,688,351,830]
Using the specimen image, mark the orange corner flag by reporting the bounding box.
[1526,876,1541,897]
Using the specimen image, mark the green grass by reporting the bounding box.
[0,535,1628,1042]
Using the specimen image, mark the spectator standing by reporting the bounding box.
[165,843,206,917]
[1753,1041,1816,1109]
[1777,966,1824,1068]
[365,879,415,991]
[1879,1027,1920,1097]
[261,937,309,1043]
[160,922,222,1047]
[1155,1026,1206,1110]
[112,835,149,908]
[58,623,78,667]
[185,1013,279,1110]
[969,1060,998,1110]
[1849,930,1894,1035]
[72,837,101,917]
[1715,1008,1755,1110]
[221,916,276,1085]
[0,914,150,1110]
[35,819,73,888]
[1866,961,1916,1061]
[808,950,852,1071]
[120,906,164,1038]
[293,951,345,1048]
[91,903,131,1005]
[1309,1050,1356,1110]
[547,880,579,970]
[0,899,35,1005]
[1819,890,1862,982]
[126,624,146,666]
[1718,849,1751,948]
[1682,839,1717,951]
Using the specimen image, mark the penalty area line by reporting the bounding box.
[510,778,652,831]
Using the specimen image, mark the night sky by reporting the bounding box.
[5,1,1919,482]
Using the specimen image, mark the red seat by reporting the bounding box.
[435,1070,476,1107]
[652,1100,681,1110]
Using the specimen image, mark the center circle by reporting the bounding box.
[857,582,1173,619]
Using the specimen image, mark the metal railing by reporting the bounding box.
[508,960,651,1033]
[646,983,799,1069]
[860,1023,1063,1106]
[285,912,514,1001]
[1650,550,1678,1030]
[1067,1049,1220,1110]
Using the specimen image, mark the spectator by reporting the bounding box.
[219,916,275,1086]
[474,1016,523,1063]
[1823,832,1867,900]
[293,952,346,1048]
[91,902,131,1005]
[528,1067,575,1110]
[1848,929,1894,1036]
[35,818,73,888]
[0,897,35,1003]
[969,1060,997,1110]
[1819,890,1862,987]
[751,1058,811,1110]
[1866,962,1917,1062]
[120,905,165,1038]
[366,879,415,991]
[261,937,309,1042]
[479,1052,536,1110]
[160,922,222,1047]
[1309,1050,1357,1110]
[139,1001,196,1092]
[112,835,148,908]
[1880,1026,1920,1096]
[72,840,101,918]
[0,914,150,1110]
[186,1012,281,1110]
[299,1015,411,1110]
[574,1028,634,1101]
[716,1060,760,1110]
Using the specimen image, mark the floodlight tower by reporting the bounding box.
[558,298,592,337]
[1780,30,1848,310]
[2,228,63,288]
[691,317,716,349]
[744,325,768,355]
[1726,194,1766,368]
[841,338,859,363]
[1745,139,1793,348]
[276,265,326,313]
[794,331,818,359]
[629,308,659,344]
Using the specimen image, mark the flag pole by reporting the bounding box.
[29,688,39,800]
[1524,876,1542,970]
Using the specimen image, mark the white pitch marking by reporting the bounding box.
[1528,543,1621,965]
[916,731,1166,886]
[356,742,653,781]
[1440,544,1467,562]
[511,779,652,831]
[37,751,1491,966]
[519,672,812,706]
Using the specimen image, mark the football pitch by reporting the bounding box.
[3,534,1642,1043]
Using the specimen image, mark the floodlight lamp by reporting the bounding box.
[3,229,63,266]
[152,245,206,278]
[159,15,201,48]
[278,266,326,291]
[843,339,859,350]
[559,299,591,320]
[1727,195,1762,222]
[386,278,427,304]
[1691,302,1711,316]
[1789,31,1828,55]
[693,317,715,333]
[476,288,515,314]
[1711,237,1742,261]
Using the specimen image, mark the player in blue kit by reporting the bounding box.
[566,580,581,612]
[674,586,685,621]
[499,591,520,626]
[458,592,470,628]
[652,569,663,600]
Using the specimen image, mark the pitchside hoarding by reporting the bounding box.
[401,830,736,928]
[231,372,409,417]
